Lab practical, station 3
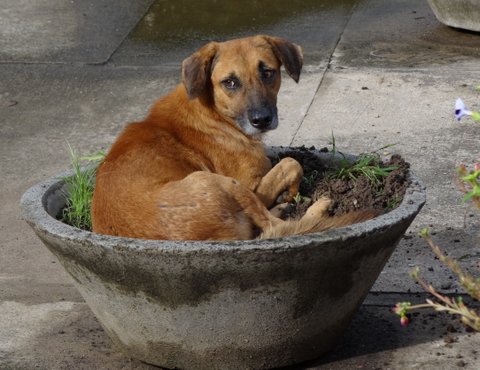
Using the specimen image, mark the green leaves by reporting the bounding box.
[61,144,104,231]
[457,163,480,206]
[334,153,397,189]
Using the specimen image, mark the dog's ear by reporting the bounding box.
[182,42,218,100]
[264,36,303,83]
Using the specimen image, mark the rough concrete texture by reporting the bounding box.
[1,0,480,369]
[0,0,155,63]
[427,0,480,32]
[19,161,424,369]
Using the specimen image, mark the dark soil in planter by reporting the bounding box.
[271,146,411,220]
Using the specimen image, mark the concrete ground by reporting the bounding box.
[1,0,480,369]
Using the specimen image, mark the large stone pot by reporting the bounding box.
[20,149,425,370]
[427,0,480,32]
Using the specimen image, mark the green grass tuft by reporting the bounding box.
[327,133,398,189]
[332,153,397,189]
[61,144,104,231]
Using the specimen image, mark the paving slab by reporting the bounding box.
[110,0,357,67]
[0,0,155,63]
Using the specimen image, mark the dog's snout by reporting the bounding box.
[248,107,274,129]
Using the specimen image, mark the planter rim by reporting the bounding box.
[20,160,426,253]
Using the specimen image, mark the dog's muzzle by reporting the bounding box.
[247,106,278,131]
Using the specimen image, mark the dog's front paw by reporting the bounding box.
[277,157,303,202]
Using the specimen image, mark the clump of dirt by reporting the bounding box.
[271,146,411,220]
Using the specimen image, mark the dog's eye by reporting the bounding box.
[261,69,275,81]
[222,78,240,90]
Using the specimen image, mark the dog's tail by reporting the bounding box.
[259,209,378,239]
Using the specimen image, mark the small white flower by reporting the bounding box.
[455,98,472,121]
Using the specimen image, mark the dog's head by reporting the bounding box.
[182,35,303,136]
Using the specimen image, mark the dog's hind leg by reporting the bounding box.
[152,171,283,240]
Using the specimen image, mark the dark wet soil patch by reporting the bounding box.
[271,146,411,220]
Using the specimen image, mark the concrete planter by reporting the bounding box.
[427,0,480,32]
[20,149,425,370]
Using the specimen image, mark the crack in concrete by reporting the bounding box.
[289,1,360,147]
[103,0,158,67]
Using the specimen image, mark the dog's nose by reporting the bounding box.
[248,108,273,129]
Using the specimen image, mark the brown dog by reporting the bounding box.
[92,35,374,240]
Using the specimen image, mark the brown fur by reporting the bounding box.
[92,35,375,240]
